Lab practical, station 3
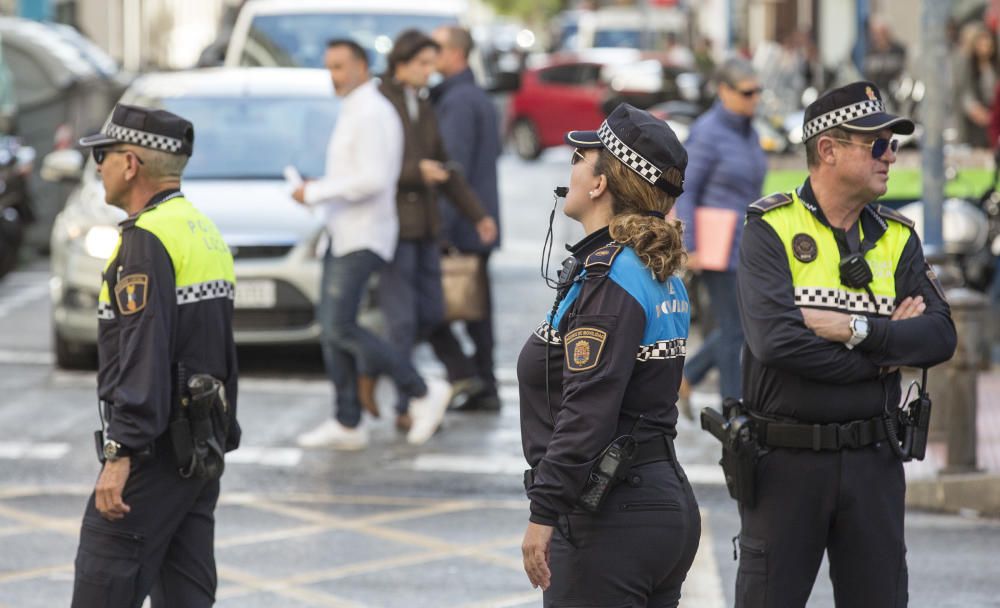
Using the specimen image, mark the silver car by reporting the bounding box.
[45,68,338,368]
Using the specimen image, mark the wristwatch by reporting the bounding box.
[846,314,869,350]
[102,439,133,462]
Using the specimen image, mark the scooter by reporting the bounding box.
[0,135,35,278]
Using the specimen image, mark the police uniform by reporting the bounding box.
[72,105,240,607]
[518,105,700,607]
[734,83,957,607]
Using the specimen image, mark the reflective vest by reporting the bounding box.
[752,190,913,317]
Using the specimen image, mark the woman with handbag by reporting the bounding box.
[518,103,701,606]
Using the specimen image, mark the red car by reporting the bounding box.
[507,50,702,160]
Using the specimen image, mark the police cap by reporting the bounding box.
[80,103,194,156]
[802,80,915,141]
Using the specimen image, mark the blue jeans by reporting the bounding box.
[318,249,425,427]
[684,270,744,401]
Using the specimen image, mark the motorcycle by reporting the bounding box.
[0,135,35,278]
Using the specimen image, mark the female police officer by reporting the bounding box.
[519,103,701,607]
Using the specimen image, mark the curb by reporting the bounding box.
[906,473,1000,517]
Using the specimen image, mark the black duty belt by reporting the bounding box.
[758,416,886,451]
[524,435,677,490]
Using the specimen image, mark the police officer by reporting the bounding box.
[734,82,957,607]
[519,104,701,606]
[71,104,240,607]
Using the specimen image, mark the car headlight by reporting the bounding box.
[83,225,120,259]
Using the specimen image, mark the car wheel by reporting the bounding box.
[53,328,97,370]
[511,119,542,160]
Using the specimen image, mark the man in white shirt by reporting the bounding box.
[292,39,447,450]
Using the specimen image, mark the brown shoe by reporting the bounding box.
[395,413,413,433]
[358,374,380,418]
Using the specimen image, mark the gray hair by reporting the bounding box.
[715,57,757,88]
[141,148,188,180]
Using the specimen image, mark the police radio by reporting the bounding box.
[839,252,874,289]
[883,368,932,462]
[578,434,637,512]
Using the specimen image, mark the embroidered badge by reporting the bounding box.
[564,327,608,372]
[925,264,947,301]
[792,233,818,263]
[865,86,877,101]
[115,274,149,315]
[585,243,622,268]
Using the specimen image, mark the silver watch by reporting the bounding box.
[846,314,869,350]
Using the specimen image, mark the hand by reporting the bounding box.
[891,295,925,321]
[95,458,131,521]
[291,182,310,205]
[800,308,852,343]
[476,217,498,245]
[521,522,554,590]
[686,251,701,273]
[419,159,450,185]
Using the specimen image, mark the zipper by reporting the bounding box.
[620,500,681,512]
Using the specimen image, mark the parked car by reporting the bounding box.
[43,68,335,368]
[0,17,128,252]
[507,49,705,160]
[0,134,34,278]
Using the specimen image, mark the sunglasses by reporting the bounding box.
[571,148,595,167]
[93,147,145,166]
[828,136,899,159]
[736,86,762,98]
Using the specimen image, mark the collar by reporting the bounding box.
[567,226,613,261]
[797,178,887,253]
[714,101,753,132]
[431,68,475,100]
[121,188,182,227]
[342,79,376,105]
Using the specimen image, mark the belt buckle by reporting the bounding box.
[812,425,822,451]
[839,421,861,449]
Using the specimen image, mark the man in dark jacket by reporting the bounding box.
[378,29,498,444]
[430,25,503,411]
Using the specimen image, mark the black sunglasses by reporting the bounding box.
[829,136,899,159]
[93,147,145,166]
[736,86,762,97]
[571,148,593,166]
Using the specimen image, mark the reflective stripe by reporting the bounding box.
[98,302,115,320]
[794,287,895,316]
[636,338,687,362]
[177,280,235,305]
[534,321,562,345]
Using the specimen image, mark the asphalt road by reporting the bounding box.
[0,150,998,607]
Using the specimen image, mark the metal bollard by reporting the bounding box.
[938,288,990,474]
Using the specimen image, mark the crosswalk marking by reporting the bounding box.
[0,441,70,460]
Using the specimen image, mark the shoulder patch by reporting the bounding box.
[564,327,608,372]
[875,204,915,228]
[115,274,149,315]
[748,192,793,216]
[584,243,623,268]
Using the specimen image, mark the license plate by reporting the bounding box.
[234,279,276,309]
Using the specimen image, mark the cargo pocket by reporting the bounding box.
[71,523,144,608]
[735,535,767,608]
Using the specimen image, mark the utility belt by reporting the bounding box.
[753,414,887,451]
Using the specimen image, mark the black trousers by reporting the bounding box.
[544,460,701,608]
[735,442,908,608]
[71,447,220,608]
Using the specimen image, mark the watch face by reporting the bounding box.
[103,441,118,459]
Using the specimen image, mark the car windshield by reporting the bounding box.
[593,29,642,49]
[161,97,338,180]
[240,13,457,72]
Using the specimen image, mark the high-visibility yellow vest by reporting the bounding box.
[754,190,913,317]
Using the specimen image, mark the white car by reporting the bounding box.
[45,68,337,368]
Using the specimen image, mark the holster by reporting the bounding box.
[170,370,229,480]
[701,398,761,508]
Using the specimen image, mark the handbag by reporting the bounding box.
[440,250,486,322]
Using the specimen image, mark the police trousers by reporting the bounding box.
[735,442,907,608]
[71,445,220,608]
[545,460,701,608]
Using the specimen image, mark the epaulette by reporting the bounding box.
[875,204,915,228]
[747,192,793,216]
[584,243,623,268]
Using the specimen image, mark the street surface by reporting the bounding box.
[0,151,998,607]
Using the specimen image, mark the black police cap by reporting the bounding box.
[802,80,914,141]
[564,103,687,196]
[80,103,195,156]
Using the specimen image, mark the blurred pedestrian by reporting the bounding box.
[956,23,999,148]
[292,39,436,450]
[429,25,503,412]
[519,103,700,605]
[72,104,240,606]
[378,29,498,444]
[675,58,767,417]
[863,18,907,109]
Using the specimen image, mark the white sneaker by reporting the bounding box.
[296,418,368,450]
[406,380,451,445]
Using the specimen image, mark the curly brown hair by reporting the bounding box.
[593,149,686,281]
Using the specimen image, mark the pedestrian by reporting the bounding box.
[377,29,498,444]
[429,25,503,412]
[863,18,907,110]
[675,57,767,417]
[955,23,999,148]
[734,81,956,607]
[519,103,701,606]
[292,39,440,450]
[71,103,240,606]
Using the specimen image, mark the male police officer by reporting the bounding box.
[734,82,956,606]
[71,104,239,607]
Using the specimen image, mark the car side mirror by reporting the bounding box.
[41,149,84,183]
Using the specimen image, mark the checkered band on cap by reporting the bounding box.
[794,287,895,316]
[597,121,662,186]
[636,338,687,362]
[802,99,885,141]
[105,122,185,154]
[176,280,235,305]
